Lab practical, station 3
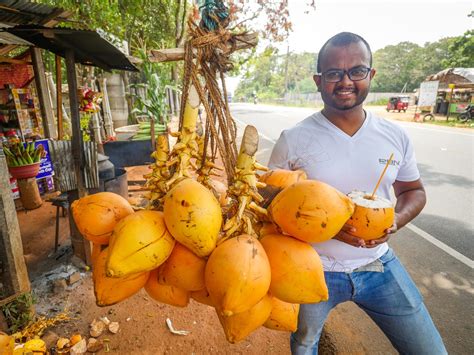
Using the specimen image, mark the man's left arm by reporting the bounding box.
[366,179,426,247]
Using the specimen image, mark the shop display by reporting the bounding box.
[0,87,43,140]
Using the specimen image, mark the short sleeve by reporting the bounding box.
[396,133,420,182]
[268,131,291,170]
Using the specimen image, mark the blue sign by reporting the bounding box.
[34,139,54,179]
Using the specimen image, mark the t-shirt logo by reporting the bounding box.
[378,158,400,166]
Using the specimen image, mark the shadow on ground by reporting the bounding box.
[418,163,473,188]
[413,213,474,260]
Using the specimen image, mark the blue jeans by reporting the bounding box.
[291,248,447,355]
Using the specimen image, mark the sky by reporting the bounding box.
[227,0,472,93]
[279,0,473,53]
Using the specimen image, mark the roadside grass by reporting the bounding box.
[422,119,474,129]
[366,98,389,106]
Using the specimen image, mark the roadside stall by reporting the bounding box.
[424,68,474,117]
[0,1,71,308]
[0,1,137,311]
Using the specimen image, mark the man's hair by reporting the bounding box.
[316,32,372,73]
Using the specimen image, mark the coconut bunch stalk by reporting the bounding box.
[143,133,171,210]
[165,84,202,188]
[222,125,268,239]
[195,121,224,190]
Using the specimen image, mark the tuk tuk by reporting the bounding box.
[386,96,409,112]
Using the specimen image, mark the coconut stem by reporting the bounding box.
[224,125,268,238]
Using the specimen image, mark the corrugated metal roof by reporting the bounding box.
[452,68,474,83]
[426,68,474,84]
[0,0,68,47]
[0,0,64,26]
[7,25,138,72]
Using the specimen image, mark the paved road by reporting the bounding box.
[230,103,474,354]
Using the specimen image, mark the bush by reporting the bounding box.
[366,98,389,106]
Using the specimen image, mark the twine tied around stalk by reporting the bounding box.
[178,16,254,185]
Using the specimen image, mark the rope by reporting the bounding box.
[179,17,242,184]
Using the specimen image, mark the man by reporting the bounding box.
[268,32,447,354]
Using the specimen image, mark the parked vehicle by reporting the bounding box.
[458,104,474,123]
[386,96,409,112]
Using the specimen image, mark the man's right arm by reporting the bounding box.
[268,132,291,170]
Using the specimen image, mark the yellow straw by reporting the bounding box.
[370,153,394,200]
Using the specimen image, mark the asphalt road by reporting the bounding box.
[230,103,474,355]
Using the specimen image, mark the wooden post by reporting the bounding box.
[64,49,92,264]
[30,47,56,139]
[65,49,87,198]
[55,55,63,140]
[0,151,30,304]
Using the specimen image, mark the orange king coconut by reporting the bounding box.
[346,190,395,240]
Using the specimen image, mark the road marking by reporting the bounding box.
[407,223,474,268]
[234,117,277,144]
[397,122,474,137]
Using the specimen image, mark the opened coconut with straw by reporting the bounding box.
[346,153,395,240]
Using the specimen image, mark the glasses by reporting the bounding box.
[319,67,371,83]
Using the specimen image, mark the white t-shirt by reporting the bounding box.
[268,111,420,272]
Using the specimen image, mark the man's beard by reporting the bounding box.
[321,85,370,111]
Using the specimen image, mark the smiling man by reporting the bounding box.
[268,32,447,354]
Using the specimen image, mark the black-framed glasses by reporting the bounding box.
[318,66,371,83]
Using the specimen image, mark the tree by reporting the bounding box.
[442,30,474,68]
[235,47,282,100]
[234,49,317,100]
[418,37,455,75]
[231,0,316,42]
[39,0,180,57]
[371,42,423,92]
[285,52,317,93]
[371,35,466,92]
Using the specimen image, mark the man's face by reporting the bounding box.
[314,42,375,111]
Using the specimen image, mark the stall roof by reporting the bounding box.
[0,0,64,26]
[0,0,70,46]
[6,25,138,72]
[426,68,474,84]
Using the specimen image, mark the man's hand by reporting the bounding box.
[364,219,398,248]
[334,218,398,248]
[334,224,366,247]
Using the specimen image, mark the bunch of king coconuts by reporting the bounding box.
[71,88,394,344]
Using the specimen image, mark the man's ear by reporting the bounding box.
[313,74,321,90]
[370,68,376,80]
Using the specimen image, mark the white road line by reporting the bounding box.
[406,223,474,268]
[396,122,474,137]
[235,116,474,269]
[234,117,277,144]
